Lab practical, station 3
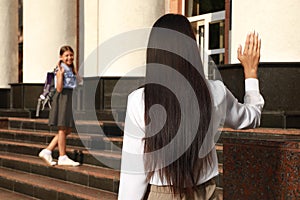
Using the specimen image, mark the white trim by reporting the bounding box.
[181,0,185,15]
[188,11,225,77]
[188,11,225,23]
[165,0,170,13]
[207,49,225,55]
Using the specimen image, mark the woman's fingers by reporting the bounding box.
[237,44,242,61]
[244,32,261,56]
[248,32,254,52]
[257,37,261,58]
[237,31,261,79]
[243,33,250,55]
[253,32,258,53]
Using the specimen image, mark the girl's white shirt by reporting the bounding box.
[54,62,77,89]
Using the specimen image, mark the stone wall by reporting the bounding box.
[222,128,300,199]
[219,62,300,128]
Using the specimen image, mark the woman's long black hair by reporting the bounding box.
[144,14,213,198]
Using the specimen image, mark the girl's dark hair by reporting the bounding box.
[59,45,76,74]
[144,14,212,198]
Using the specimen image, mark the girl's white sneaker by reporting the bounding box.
[38,149,56,166]
[58,156,80,166]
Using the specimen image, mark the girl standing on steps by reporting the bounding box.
[39,45,80,166]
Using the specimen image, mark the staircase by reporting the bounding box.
[0,113,224,199]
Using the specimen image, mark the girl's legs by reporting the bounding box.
[39,128,68,166]
[46,135,58,151]
[40,127,79,166]
[58,127,67,156]
[57,127,79,166]
[45,128,71,151]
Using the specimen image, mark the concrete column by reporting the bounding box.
[80,0,99,77]
[82,0,165,77]
[23,0,77,83]
[168,0,184,14]
[0,0,18,88]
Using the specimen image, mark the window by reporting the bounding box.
[209,21,225,65]
[185,0,225,17]
[185,0,225,77]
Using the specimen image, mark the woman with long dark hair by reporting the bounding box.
[118,14,264,199]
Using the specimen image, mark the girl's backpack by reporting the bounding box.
[35,70,56,117]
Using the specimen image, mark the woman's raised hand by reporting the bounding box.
[237,32,261,79]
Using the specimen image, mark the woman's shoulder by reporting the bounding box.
[207,80,225,91]
[126,88,145,125]
[128,87,144,100]
[127,88,145,109]
[207,80,227,106]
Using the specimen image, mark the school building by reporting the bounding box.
[0,0,299,199]
[1,0,299,118]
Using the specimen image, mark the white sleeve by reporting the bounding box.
[224,78,265,129]
[118,91,149,200]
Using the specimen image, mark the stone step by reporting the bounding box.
[0,115,225,196]
[6,117,124,136]
[0,188,38,200]
[103,136,123,151]
[75,109,126,122]
[0,128,102,149]
[0,138,223,187]
[0,151,223,192]
[75,120,124,136]
[0,125,223,164]
[0,127,223,165]
[0,151,120,193]
[0,109,33,118]
[0,128,119,151]
[0,139,121,169]
[0,167,117,200]
[0,152,222,198]
[83,136,224,164]
[0,109,126,122]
